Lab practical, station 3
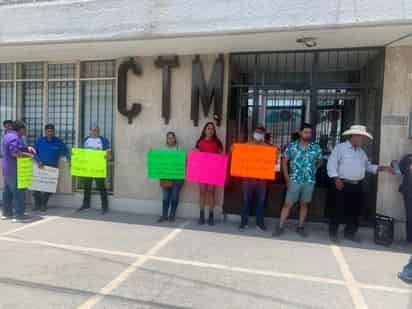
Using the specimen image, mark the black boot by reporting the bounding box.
[208,210,214,226]
[198,209,205,225]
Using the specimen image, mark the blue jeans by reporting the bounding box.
[400,256,412,283]
[162,181,184,218]
[2,175,26,218]
[241,179,267,226]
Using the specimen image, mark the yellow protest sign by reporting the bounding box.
[17,157,33,189]
[71,148,107,178]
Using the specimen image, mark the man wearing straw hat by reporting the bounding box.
[327,125,393,243]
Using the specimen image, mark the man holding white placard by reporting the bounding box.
[33,124,70,212]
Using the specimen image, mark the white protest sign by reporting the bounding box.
[29,163,59,193]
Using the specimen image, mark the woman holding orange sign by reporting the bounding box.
[195,122,223,226]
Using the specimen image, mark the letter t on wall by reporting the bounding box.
[155,56,180,124]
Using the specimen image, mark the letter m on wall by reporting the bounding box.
[191,54,224,126]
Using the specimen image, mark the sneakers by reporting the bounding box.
[239,224,248,231]
[296,226,308,238]
[12,214,34,223]
[157,216,167,223]
[272,226,285,237]
[77,206,90,212]
[256,224,267,232]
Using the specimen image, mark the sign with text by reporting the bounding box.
[71,148,107,178]
[230,144,278,180]
[186,151,228,186]
[17,157,33,189]
[147,149,186,180]
[29,164,59,193]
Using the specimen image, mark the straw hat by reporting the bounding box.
[342,125,373,140]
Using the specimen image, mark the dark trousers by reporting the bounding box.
[403,194,412,242]
[162,181,184,219]
[83,178,108,210]
[241,179,266,226]
[329,181,362,236]
[33,191,52,209]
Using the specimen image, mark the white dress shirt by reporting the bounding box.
[327,141,378,181]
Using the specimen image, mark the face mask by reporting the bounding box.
[253,132,264,141]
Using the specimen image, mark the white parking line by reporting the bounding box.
[0,234,411,297]
[0,216,59,236]
[77,220,190,309]
[331,244,369,309]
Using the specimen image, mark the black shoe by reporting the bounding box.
[329,233,340,243]
[257,224,267,232]
[344,233,361,243]
[169,216,176,222]
[239,223,248,231]
[157,216,167,223]
[272,226,284,237]
[77,206,90,212]
[208,216,214,226]
[297,226,308,238]
[198,210,205,225]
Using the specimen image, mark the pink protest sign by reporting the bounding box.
[186,151,228,186]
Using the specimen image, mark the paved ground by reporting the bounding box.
[0,207,411,309]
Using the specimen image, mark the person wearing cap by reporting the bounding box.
[78,124,111,214]
[327,125,393,243]
[2,120,36,223]
[33,124,70,211]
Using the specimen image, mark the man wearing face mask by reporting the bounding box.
[273,123,322,238]
[239,126,270,231]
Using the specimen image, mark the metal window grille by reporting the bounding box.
[80,60,115,192]
[47,64,76,148]
[0,63,15,132]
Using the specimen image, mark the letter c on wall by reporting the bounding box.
[117,58,142,124]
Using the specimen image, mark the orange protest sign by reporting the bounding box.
[230,143,278,180]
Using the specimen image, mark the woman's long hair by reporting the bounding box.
[195,121,223,151]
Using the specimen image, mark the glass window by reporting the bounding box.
[0,64,15,131]
[17,62,43,80]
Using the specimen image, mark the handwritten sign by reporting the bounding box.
[230,143,278,180]
[147,149,186,180]
[186,151,228,186]
[29,164,59,193]
[71,148,107,178]
[17,157,33,189]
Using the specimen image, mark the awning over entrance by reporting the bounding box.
[0,0,411,61]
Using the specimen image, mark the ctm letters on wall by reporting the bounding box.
[118,55,224,126]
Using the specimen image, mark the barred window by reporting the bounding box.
[80,60,115,191]
[0,63,15,131]
[47,64,76,148]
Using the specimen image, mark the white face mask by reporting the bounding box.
[253,132,264,142]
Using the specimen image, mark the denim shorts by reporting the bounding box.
[285,181,315,204]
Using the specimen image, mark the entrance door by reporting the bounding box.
[225,49,385,222]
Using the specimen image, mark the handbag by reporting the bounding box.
[160,180,174,188]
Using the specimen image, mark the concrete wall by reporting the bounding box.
[377,46,412,240]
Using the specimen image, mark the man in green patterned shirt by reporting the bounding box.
[273,123,322,238]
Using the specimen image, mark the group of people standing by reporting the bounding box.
[1,120,111,223]
[1,118,410,246]
[158,121,399,244]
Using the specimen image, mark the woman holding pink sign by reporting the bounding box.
[158,132,184,223]
[195,122,223,226]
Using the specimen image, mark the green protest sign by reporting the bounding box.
[17,157,33,189]
[71,148,107,178]
[147,149,186,180]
